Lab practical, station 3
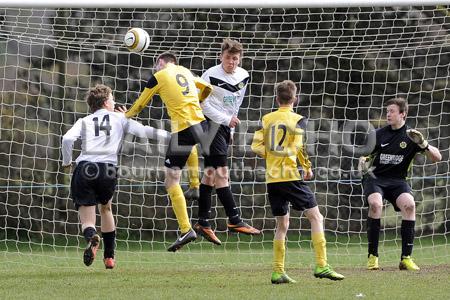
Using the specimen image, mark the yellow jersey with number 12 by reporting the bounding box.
[126,63,213,133]
[251,107,312,183]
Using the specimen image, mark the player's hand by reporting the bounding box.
[228,116,240,128]
[114,103,127,113]
[406,129,428,149]
[61,163,73,173]
[303,169,313,180]
[358,156,369,174]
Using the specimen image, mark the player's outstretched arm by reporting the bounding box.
[126,119,170,142]
[117,101,170,142]
[406,129,442,162]
[424,145,442,162]
[125,88,154,119]
[125,75,159,119]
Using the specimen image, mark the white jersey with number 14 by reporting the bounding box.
[62,109,168,166]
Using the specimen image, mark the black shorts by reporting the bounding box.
[267,180,317,216]
[70,161,118,210]
[362,176,412,212]
[165,121,208,169]
[203,119,231,169]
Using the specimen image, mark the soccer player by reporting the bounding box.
[184,38,260,245]
[62,84,168,268]
[359,97,441,271]
[251,80,344,284]
[125,52,213,252]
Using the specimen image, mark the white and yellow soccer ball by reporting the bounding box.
[124,28,150,53]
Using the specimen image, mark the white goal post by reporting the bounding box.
[0,2,449,268]
[0,0,449,8]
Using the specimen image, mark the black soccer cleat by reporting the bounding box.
[83,234,100,266]
[167,229,197,252]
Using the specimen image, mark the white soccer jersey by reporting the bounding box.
[62,109,169,166]
[201,64,249,126]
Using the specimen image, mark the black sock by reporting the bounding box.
[216,186,241,225]
[197,184,213,226]
[367,217,380,257]
[102,231,116,259]
[83,227,97,243]
[401,220,415,258]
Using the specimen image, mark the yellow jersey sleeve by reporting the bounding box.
[294,118,312,172]
[251,128,266,158]
[296,141,312,172]
[125,76,158,118]
[194,77,213,102]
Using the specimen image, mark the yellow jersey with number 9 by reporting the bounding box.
[126,63,213,133]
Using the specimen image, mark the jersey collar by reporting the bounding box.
[278,106,293,112]
[94,108,108,114]
[388,123,406,131]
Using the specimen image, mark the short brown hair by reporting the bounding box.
[385,97,408,117]
[276,80,297,105]
[157,52,177,64]
[221,38,243,56]
[86,84,111,113]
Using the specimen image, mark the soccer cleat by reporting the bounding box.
[399,256,420,271]
[227,222,261,235]
[314,264,345,281]
[193,223,222,245]
[184,187,200,201]
[367,254,380,270]
[103,257,115,269]
[83,234,100,266]
[271,272,297,284]
[167,228,197,252]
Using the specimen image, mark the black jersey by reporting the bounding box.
[369,124,423,179]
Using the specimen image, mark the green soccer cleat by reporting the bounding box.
[367,254,380,270]
[271,272,297,284]
[314,264,345,281]
[399,256,420,271]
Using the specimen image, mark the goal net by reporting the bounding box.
[0,4,449,268]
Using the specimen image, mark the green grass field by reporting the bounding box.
[1,239,449,299]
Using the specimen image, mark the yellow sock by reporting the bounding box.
[186,146,200,189]
[167,185,191,233]
[312,232,327,267]
[273,239,285,273]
